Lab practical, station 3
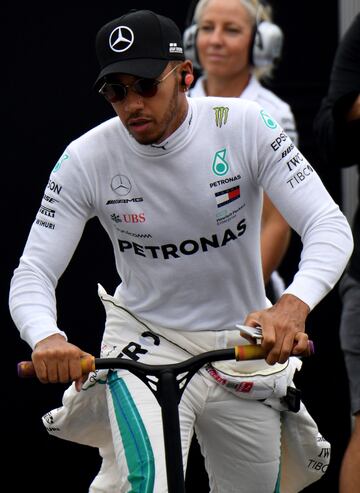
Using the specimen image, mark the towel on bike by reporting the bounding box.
[42,285,330,492]
[207,364,331,492]
[200,323,330,492]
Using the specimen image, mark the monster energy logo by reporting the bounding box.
[260,109,277,129]
[213,106,229,127]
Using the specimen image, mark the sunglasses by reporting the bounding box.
[98,64,180,103]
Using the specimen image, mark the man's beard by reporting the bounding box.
[126,82,180,145]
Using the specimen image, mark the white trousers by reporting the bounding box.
[99,287,281,493]
[43,286,330,493]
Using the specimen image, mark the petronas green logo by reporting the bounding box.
[213,106,229,127]
[260,109,277,129]
[53,153,69,173]
[212,148,229,176]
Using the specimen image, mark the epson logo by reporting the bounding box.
[270,132,288,151]
[47,179,62,195]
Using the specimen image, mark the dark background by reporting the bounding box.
[4,1,349,491]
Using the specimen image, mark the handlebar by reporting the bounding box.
[17,340,314,493]
[17,341,314,379]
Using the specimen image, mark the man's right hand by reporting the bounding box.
[31,333,92,391]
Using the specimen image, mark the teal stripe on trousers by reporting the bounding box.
[108,370,155,493]
[273,463,281,493]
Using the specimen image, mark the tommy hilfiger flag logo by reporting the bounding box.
[215,186,240,207]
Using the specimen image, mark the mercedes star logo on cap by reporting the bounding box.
[109,26,134,53]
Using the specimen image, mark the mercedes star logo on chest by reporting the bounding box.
[111,175,132,196]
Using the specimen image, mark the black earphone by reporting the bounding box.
[182,0,283,70]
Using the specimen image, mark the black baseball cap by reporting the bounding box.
[95,10,185,84]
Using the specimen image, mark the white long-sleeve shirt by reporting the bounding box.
[9,96,353,348]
